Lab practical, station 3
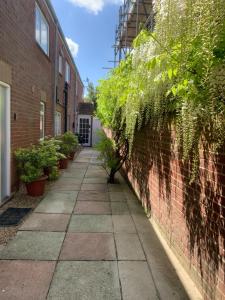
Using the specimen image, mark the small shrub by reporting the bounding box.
[59,131,78,157]
[95,130,128,183]
[14,146,44,183]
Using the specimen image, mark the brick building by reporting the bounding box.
[0,0,84,202]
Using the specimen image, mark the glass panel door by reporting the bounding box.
[78,116,91,146]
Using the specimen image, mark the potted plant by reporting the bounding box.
[39,138,62,180]
[14,146,47,196]
[61,131,79,160]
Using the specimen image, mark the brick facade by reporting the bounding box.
[0,0,83,191]
[122,123,225,299]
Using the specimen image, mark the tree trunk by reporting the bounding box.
[108,169,116,184]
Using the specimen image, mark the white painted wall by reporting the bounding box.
[92,117,102,146]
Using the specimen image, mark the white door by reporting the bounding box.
[78,115,91,146]
[0,82,10,203]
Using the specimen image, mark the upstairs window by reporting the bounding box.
[65,61,70,83]
[59,54,63,74]
[35,3,49,55]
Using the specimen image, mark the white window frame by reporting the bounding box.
[35,3,49,56]
[0,81,11,202]
[65,61,70,83]
[59,53,63,74]
[55,111,62,136]
[40,102,45,140]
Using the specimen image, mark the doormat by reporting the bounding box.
[0,208,32,226]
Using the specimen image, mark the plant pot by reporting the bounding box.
[69,151,75,161]
[25,176,48,197]
[59,158,69,169]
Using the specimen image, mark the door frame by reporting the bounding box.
[0,81,11,202]
[78,114,92,147]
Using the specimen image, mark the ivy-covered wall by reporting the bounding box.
[123,124,225,300]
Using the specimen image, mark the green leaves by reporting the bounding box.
[97,0,225,180]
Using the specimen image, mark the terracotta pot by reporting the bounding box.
[69,151,75,161]
[59,158,68,169]
[25,176,48,197]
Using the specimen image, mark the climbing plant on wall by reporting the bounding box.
[97,0,225,180]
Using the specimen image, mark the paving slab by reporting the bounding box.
[68,215,113,233]
[77,191,109,201]
[55,177,83,185]
[74,201,111,215]
[61,171,85,179]
[132,214,152,233]
[48,261,121,300]
[127,200,146,215]
[111,202,130,215]
[20,213,70,232]
[108,184,124,192]
[81,183,108,191]
[0,231,65,260]
[118,261,158,300]
[35,191,78,214]
[110,192,127,202]
[60,233,116,260]
[83,177,107,184]
[71,162,89,168]
[112,215,137,233]
[85,171,107,178]
[49,184,81,191]
[115,233,145,260]
[139,233,190,300]
[0,261,56,300]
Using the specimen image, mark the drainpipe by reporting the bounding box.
[53,22,58,136]
[64,82,68,132]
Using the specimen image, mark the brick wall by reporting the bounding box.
[0,0,83,190]
[123,123,225,300]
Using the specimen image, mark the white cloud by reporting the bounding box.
[66,37,79,57]
[68,0,122,15]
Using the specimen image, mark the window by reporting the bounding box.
[40,102,45,139]
[65,61,70,83]
[35,3,49,55]
[59,54,63,74]
[55,111,61,136]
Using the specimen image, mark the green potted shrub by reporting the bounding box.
[39,138,63,180]
[14,146,47,196]
[62,131,79,160]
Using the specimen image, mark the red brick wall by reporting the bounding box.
[56,33,78,133]
[123,123,225,300]
[0,0,56,188]
[0,0,83,189]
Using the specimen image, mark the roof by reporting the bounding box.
[78,103,94,115]
[45,0,84,86]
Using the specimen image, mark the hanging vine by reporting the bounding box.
[97,0,225,180]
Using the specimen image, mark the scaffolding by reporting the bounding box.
[114,0,154,65]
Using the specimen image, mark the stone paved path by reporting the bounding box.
[0,149,191,299]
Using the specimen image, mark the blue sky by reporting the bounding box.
[51,0,121,89]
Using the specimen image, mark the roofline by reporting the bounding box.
[45,0,84,86]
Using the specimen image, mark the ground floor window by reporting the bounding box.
[55,111,62,136]
[40,102,45,139]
